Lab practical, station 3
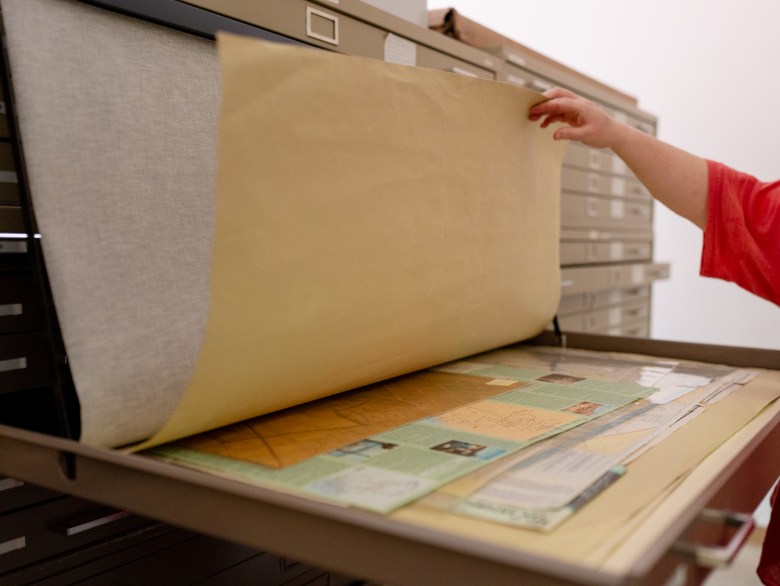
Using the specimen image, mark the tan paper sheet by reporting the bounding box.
[133,33,565,450]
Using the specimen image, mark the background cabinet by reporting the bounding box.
[0,0,666,582]
[428,7,667,338]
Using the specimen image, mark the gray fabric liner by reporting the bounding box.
[3,0,217,446]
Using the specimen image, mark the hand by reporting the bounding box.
[528,87,626,149]
[531,88,708,228]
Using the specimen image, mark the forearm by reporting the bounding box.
[529,89,709,229]
[608,123,708,229]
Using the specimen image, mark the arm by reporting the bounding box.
[529,87,708,229]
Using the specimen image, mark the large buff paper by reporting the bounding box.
[133,34,565,448]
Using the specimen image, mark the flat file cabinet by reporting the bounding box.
[0,1,678,583]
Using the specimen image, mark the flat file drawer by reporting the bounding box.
[492,41,640,110]
[0,273,43,334]
[563,142,614,174]
[0,241,34,285]
[560,262,669,296]
[416,43,494,79]
[558,284,650,315]
[550,316,651,338]
[0,142,18,205]
[0,478,61,515]
[562,166,611,196]
[557,298,649,333]
[305,2,495,78]
[564,127,654,183]
[501,61,556,93]
[6,527,362,586]
[562,167,651,201]
[0,100,8,138]
[611,107,657,136]
[624,177,650,200]
[0,181,18,205]
[304,0,496,79]
[189,0,383,57]
[602,316,651,338]
[562,191,652,229]
[70,537,353,586]
[0,208,25,235]
[184,0,496,78]
[560,236,652,266]
[0,332,50,393]
[0,143,16,172]
[0,496,151,573]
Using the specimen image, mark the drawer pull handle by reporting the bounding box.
[306,6,339,46]
[55,510,131,537]
[450,66,478,78]
[0,240,28,254]
[530,79,553,92]
[587,150,601,170]
[0,477,23,492]
[0,303,23,317]
[0,357,26,373]
[506,52,526,67]
[673,509,755,568]
[0,536,26,556]
[506,74,527,87]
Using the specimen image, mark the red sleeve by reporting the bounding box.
[700,160,780,306]
[759,483,780,586]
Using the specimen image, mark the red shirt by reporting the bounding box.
[701,160,780,306]
[702,162,780,585]
[761,486,780,586]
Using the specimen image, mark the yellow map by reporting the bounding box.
[431,400,580,442]
[175,371,523,468]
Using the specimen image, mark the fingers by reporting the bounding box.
[528,87,578,118]
[538,113,571,128]
[529,96,583,124]
[551,126,585,142]
[527,87,619,148]
[527,87,600,144]
[543,87,578,100]
[529,96,580,116]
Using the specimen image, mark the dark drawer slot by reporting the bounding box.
[0,478,61,515]
[0,143,15,172]
[0,206,27,235]
[0,332,51,393]
[0,182,19,205]
[0,273,43,334]
[0,497,149,573]
[0,100,8,138]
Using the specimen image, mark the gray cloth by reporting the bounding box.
[2,0,218,446]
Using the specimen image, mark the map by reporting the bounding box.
[174,370,524,468]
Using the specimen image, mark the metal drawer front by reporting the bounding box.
[0,497,149,573]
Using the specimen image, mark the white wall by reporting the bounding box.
[428,0,780,350]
